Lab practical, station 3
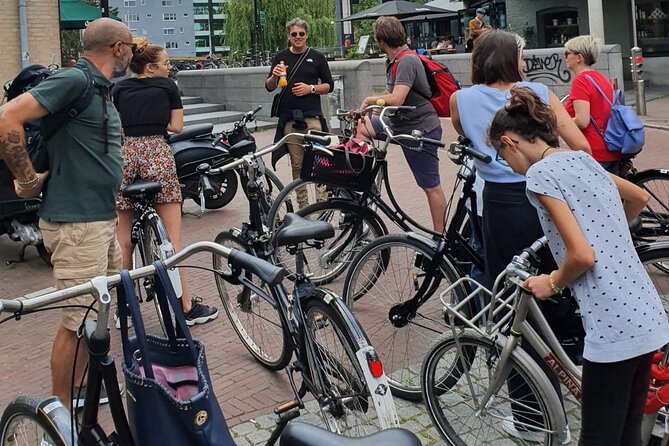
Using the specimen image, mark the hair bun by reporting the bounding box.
[132,36,149,54]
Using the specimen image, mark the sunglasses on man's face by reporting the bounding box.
[110,41,138,52]
[290,32,306,38]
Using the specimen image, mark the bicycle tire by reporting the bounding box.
[0,395,71,446]
[213,230,291,370]
[193,169,238,210]
[261,169,284,219]
[274,200,387,286]
[139,214,178,336]
[266,178,356,233]
[421,330,564,446]
[637,243,669,311]
[342,234,469,401]
[302,289,394,437]
[629,169,669,243]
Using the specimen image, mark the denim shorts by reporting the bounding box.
[370,116,441,189]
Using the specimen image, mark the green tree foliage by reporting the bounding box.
[224,0,336,55]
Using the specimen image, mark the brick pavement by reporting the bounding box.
[1,109,668,444]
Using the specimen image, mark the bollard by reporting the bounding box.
[631,47,647,115]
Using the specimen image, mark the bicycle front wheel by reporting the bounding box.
[213,230,291,370]
[0,395,71,446]
[631,169,669,243]
[302,289,395,437]
[421,331,564,446]
[342,234,469,401]
[266,178,356,233]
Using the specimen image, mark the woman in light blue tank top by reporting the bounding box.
[489,86,667,446]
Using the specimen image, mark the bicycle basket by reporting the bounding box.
[300,145,375,192]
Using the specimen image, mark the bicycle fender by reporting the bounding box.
[38,397,78,446]
[627,168,669,182]
[635,241,669,258]
[405,231,439,250]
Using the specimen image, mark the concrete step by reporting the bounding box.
[183,102,226,116]
[181,96,202,105]
[183,110,247,126]
[212,120,276,134]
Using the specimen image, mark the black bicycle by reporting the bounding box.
[208,132,399,437]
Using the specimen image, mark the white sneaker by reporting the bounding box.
[501,416,571,444]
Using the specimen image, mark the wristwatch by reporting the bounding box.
[310,84,316,94]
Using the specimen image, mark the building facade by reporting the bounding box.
[109,0,226,58]
[1,0,61,87]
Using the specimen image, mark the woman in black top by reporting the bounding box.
[113,37,218,325]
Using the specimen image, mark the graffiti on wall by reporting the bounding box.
[522,53,572,84]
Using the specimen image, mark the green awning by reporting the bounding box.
[60,0,104,30]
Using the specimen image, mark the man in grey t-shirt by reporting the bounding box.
[357,16,447,233]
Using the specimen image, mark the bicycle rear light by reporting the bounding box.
[366,351,384,378]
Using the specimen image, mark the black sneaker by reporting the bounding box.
[72,384,109,409]
[184,298,219,326]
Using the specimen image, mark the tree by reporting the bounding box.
[224,0,336,55]
[59,0,120,66]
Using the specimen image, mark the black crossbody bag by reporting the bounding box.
[270,48,311,118]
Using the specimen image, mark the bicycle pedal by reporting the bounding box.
[274,399,300,416]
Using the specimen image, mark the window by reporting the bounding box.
[177,0,182,4]
[164,28,175,35]
[146,13,152,18]
[185,41,191,45]
[142,28,147,35]
[161,0,173,6]
[163,13,177,21]
[124,0,136,6]
[165,42,179,49]
[183,13,189,17]
[130,28,138,35]
[636,0,669,55]
[126,13,140,22]
[140,0,145,4]
[179,27,184,33]
[194,6,207,14]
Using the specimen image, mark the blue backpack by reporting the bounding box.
[585,75,645,155]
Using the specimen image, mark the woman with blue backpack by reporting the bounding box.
[564,35,645,174]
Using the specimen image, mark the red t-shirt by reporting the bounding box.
[565,70,621,162]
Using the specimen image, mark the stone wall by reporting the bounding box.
[0,0,61,86]
[178,45,624,120]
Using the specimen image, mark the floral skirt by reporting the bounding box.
[116,135,182,211]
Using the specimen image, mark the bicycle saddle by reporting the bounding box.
[279,422,422,446]
[121,180,162,199]
[274,213,334,247]
[167,123,213,144]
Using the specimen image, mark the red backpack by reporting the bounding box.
[391,50,460,117]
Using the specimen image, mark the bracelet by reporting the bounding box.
[16,175,39,191]
[549,271,564,295]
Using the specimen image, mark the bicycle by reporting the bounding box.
[120,180,183,335]
[0,241,418,445]
[420,237,669,445]
[208,133,400,437]
[285,111,490,400]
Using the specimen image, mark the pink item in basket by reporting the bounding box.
[331,137,369,155]
[138,363,199,401]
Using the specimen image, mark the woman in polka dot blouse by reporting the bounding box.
[489,86,669,446]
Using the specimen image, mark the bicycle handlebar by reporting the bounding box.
[449,136,492,164]
[211,106,263,147]
[0,241,286,315]
[505,236,549,280]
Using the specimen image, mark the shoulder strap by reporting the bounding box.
[583,74,615,137]
[390,50,431,102]
[273,48,311,112]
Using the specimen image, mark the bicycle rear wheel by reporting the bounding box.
[213,230,291,370]
[136,214,178,336]
[342,234,469,401]
[638,244,669,311]
[302,289,395,437]
[631,169,669,243]
[421,331,564,446]
[0,396,70,446]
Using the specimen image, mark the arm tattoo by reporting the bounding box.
[0,129,34,182]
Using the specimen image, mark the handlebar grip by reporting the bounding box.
[422,137,445,148]
[463,147,492,164]
[252,105,262,115]
[212,134,224,147]
[200,174,215,196]
[228,249,286,285]
[303,134,332,146]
